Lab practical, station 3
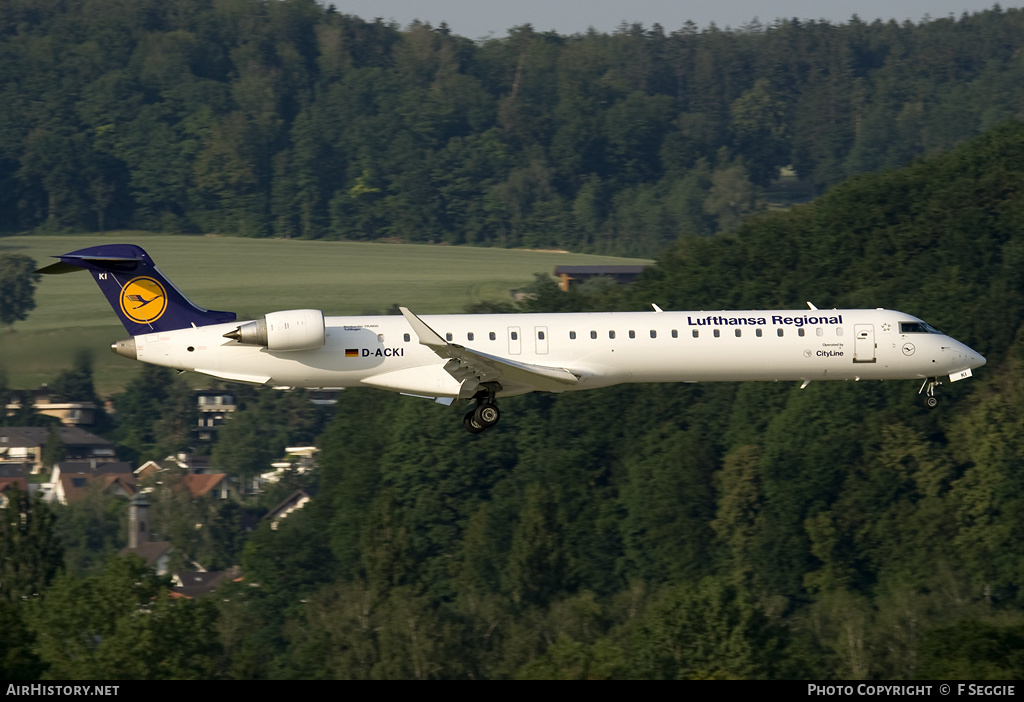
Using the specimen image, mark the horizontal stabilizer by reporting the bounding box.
[38,244,235,336]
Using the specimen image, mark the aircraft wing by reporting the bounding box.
[400,307,580,395]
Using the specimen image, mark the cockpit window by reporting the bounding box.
[900,321,943,334]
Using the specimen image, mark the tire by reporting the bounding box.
[474,403,500,427]
[924,396,939,409]
[464,410,486,434]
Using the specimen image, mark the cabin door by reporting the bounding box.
[854,324,876,363]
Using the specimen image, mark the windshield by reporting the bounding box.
[900,321,943,334]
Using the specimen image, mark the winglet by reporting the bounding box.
[651,303,664,313]
[399,307,448,349]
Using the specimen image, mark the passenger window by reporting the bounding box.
[629,330,636,339]
[671,330,678,338]
[692,330,699,338]
[538,331,545,340]
[837,328,844,337]
[735,329,742,337]
[714,329,720,338]
[510,331,518,340]
[378,334,385,343]
[404,333,411,342]
[650,330,657,338]
[798,328,805,337]
[777,329,784,337]
[446,333,453,341]
[590,331,597,339]
[609,330,615,339]
[570,331,576,340]
[756,329,762,337]
[816,328,824,337]
[468,332,474,341]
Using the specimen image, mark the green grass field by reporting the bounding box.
[0,233,650,393]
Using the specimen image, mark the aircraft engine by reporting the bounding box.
[223,309,326,351]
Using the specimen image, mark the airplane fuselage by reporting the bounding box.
[121,308,983,397]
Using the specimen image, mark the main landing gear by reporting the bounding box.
[463,386,501,434]
[919,377,941,408]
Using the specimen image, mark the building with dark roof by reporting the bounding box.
[0,427,115,474]
[553,264,652,291]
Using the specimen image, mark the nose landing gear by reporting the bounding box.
[463,385,501,434]
[919,377,941,408]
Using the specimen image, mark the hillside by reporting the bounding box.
[207,121,1024,678]
[3,2,1024,256]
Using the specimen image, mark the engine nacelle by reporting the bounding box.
[223,309,325,351]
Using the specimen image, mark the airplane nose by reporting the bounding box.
[959,342,985,369]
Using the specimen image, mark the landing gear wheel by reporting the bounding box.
[463,410,486,434]
[918,377,942,409]
[474,403,500,427]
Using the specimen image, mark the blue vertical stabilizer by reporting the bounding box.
[36,244,236,336]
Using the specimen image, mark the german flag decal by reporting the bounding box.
[345,348,359,357]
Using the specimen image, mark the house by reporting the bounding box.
[195,390,236,441]
[266,489,315,530]
[171,566,243,599]
[553,264,652,292]
[0,466,28,508]
[4,385,99,427]
[48,460,135,505]
[0,427,116,474]
[177,473,235,501]
[261,446,319,487]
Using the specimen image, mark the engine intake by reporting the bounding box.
[223,309,325,351]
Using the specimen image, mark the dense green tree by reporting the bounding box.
[0,254,39,328]
[0,486,64,602]
[28,555,220,680]
[630,577,787,679]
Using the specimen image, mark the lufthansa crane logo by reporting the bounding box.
[119,276,167,324]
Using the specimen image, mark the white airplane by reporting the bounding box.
[38,244,987,433]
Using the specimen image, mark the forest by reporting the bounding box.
[3,119,1024,681]
[2,1,1024,255]
[3,0,1024,681]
